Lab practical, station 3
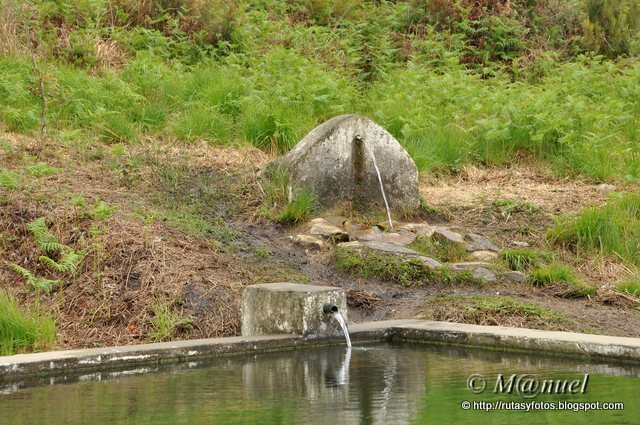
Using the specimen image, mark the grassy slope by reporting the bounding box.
[1,0,640,351]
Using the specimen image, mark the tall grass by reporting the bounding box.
[0,290,55,355]
[548,194,640,266]
[0,1,639,183]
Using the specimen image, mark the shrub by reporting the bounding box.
[583,0,640,57]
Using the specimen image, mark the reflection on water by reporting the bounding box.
[0,342,639,424]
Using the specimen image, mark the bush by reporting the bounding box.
[583,0,640,57]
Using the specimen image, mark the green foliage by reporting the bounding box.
[92,200,116,220]
[39,250,86,275]
[27,217,66,253]
[583,0,640,57]
[547,193,640,266]
[529,263,579,287]
[11,265,62,294]
[0,169,19,191]
[169,106,232,142]
[409,236,467,263]
[501,248,552,271]
[423,294,567,327]
[0,289,55,355]
[275,188,316,224]
[25,163,59,177]
[149,305,192,342]
[335,246,436,287]
[492,198,539,216]
[616,278,640,296]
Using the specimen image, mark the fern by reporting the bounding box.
[11,264,61,294]
[39,249,86,275]
[27,217,67,253]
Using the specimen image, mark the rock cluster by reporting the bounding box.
[290,217,529,283]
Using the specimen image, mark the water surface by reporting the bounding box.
[1,342,638,424]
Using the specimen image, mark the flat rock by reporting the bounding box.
[465,233,500,252]
[511,241,530,247]
[289,234,326,250]
[356,229,417,246]
[448,262,493,272]
[409,255,442,269]
[309,218,348,240]
[323,215,348,227]
[432,226,465,244]
[473,267,497,282]
[469,250,499,262]
[337,241,365,252]
[344,220,382,240]
[399,223,435,238]
[360,241,419,255]
[504,271,527,283]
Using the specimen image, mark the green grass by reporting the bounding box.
[422,294,567,328]
[0,289,56,355]
[335,246,478,287]
[501,248,553,271]
[409,236,468,263]
[547,193,640,266]
[0,2,637,182]
[529,263,579,286]
[275,189,317,224]
[617,278,640,297]
[148,305,192,343]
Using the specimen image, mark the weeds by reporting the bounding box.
[149,305,192,342]
[529,263,578,286]
[409,236,467,263]
[617,278,640,297]
[0,289,55,355]
[501,248,552,271]
[420,295,567,329]
[547,194,640,266]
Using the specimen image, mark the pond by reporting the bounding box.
[1,342,638,424]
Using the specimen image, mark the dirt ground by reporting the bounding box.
[1,135,639,350]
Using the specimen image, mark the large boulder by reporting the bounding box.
[271,114,419,214]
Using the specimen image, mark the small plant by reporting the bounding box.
[27,217,66,253]
[547,194,640,266]
[0,289,55,355]
[25,163,58,177]
[92,200,116,220]
[409,237,467,263]
[492,198,538,217]
[39,249,86,275]
[501,248,552,271]
[529,263,578,287]
[11,265,61,294]
[0,169,19,191]
[617,278,640,297]
[148,305,192,342]
[275,189,316,224]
